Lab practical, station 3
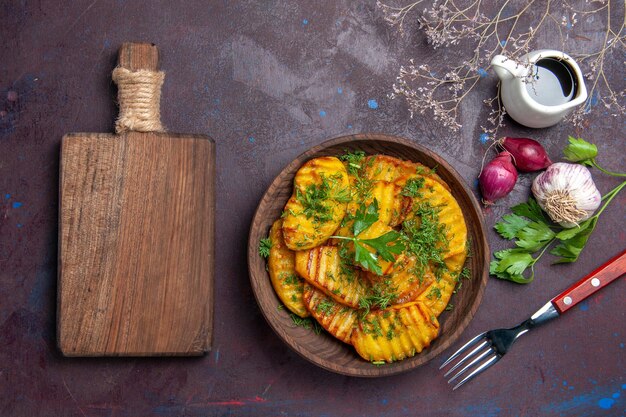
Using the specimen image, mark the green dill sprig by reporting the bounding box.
[339,150,366,175]
[401,202,449,276]
[259,237,272,258]
[290,313,323,335]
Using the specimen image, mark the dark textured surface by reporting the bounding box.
[1,1,624,416]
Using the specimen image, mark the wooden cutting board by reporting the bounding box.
[58,43,214,356]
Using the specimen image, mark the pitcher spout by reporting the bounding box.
[491,55,525,81]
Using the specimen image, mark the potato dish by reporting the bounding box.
[263,152,468,364]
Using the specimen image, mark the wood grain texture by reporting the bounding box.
[57,43,215,356]
[248,133,489,377]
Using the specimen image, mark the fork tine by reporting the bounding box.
[447,345,494,383]
[452,354,499,391]
[443,340,489,378]
[439,332,487,369]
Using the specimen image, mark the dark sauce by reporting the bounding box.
[525,58,578,106]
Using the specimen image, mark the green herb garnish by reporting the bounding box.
[290,313,323,335]
[491,189,624,283]
[401,202,449,276]
[401,177,425,197]
[295,174,349,224]
[331,200,405,275]
[359,280,398,316]
[339,150,366,175]
[259,237,272,258]
[564,136,626,177]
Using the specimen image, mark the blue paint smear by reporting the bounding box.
[500,40,506,46]
[620,343,624,349]
[598,398,614,409]
[463,403,502,417]
[478,68,489,77]
[579,300,589,311]
[381,399,388,405]
[248,136,255,143]
[479,133,490,144]
[319,110,326,117]
[337,87,343,94]
[367,99,378,109]
[347,124,353,129]
[584,90,600,113]
[543,384,626,415]
[17,223,22,228]
[302,19,308,25]
[28,263,53,310]
[5,193,10,199]
[12,202,22,208]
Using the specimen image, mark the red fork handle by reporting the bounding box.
[551,249,626,314]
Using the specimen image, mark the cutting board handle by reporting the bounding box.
[118,42,159,72]
[112,42,165,134]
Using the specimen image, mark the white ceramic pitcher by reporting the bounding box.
[491,50,587,128]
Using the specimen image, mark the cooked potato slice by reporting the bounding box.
[365,181,407,227]
[405,177,467,259]
[352,301,439,363]
[294,245,366,308]
[365,254,435,304]
[417,247,467,317]
[416,273,457,317]
[282,157,350,250]
[445,250,467,274]
[364,155,412,182]
[364,155,450,191]
[302,284,358,344]
[268,220,309,318]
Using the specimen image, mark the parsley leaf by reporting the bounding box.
[331,200,405,275]
[353,199,380,236]
[490,249,535,284]
[510,198,548,223]
[259,237,272,258]
[551,217,598,263]
[515,221,556,251]
[563,136,597,166]
[360,231,405,262]
[494,213,530,239]
[354,241,383,275]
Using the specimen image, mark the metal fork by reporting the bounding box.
[441,249,626,390]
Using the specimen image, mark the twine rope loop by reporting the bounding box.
[112,67,165,134]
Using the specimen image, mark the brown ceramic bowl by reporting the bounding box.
[248,133,489,377]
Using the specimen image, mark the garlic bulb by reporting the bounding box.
[532,162,601,227]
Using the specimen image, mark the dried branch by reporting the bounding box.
[379,0,625,136]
